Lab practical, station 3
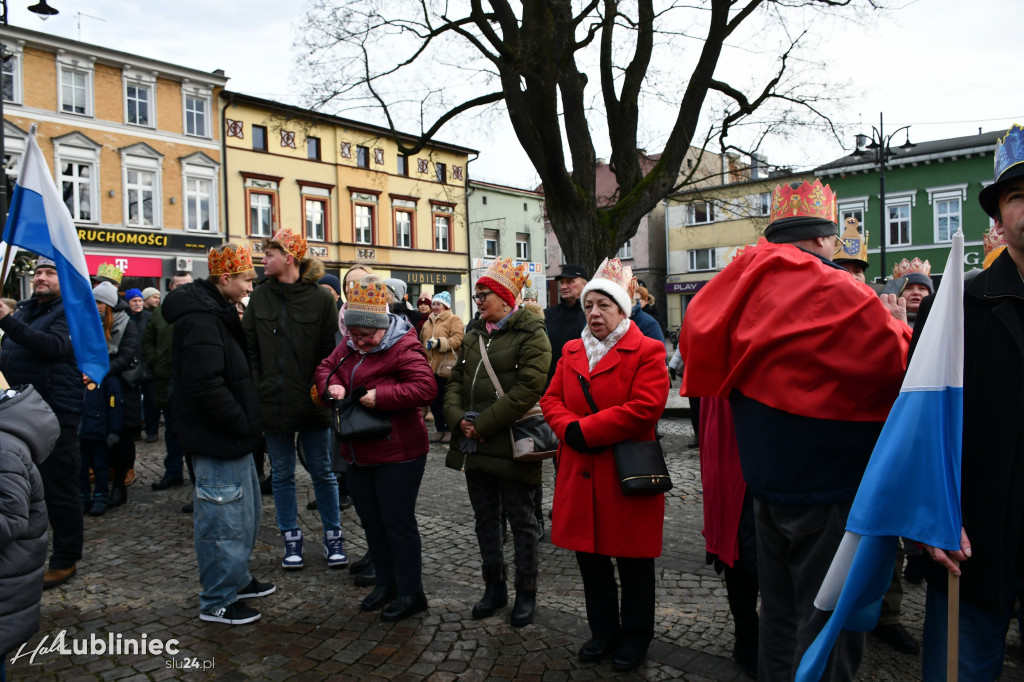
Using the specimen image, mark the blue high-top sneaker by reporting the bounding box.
[282,530,303,570]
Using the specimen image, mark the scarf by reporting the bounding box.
[581,318,630,371]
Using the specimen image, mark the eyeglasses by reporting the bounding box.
[473,291,495,303]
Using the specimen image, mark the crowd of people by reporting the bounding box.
[0,124,1022,680]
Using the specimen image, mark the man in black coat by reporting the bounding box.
[0,257,84,588]
[543,264,589,385]
[919,124,1024,680]
[163,244,274,625]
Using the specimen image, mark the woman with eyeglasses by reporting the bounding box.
[443,257,551,628]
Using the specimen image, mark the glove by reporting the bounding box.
[669,367,677,382]
[564,421,602,454]
[425,338,438,351]
[106,432,120,449]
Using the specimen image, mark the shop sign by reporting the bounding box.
[77,227,223,253]
[85,255,164,278]
[392,270,463,286]
[666,280,708,294]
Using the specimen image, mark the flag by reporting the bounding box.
[1,123,108,384]
[796,229,964,681]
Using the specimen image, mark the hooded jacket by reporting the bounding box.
[444,307,551,486]
[242,258,339,432]
[141,305,174,406]
[164,279,261,460]
[314,315,437,466]
[0,386,57,656]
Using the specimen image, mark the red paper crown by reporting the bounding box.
[770,179,837,225]
[483,257,528,295]
[208,245,255,276]
[266,227,307,261]
[892,257,931,280]
[591,257,636,300]
[347,281,389,316]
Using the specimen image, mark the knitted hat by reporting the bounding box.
[582,257,635,314]
[35,256,57,271]
[417,294,432,306]
[432,291,451,309]
[522,286,539,300]
[384,278,407,301]
[125,288,143,302]
[208,244,255,276]
[93,281,118,307]
[345,281,390,329]
[764,180,838,243]
[317,274,341,296]
[980,124,1024,218]
[477,257,528,308]
[141,287,160,301]
[264,228,307,261]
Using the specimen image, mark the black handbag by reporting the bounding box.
[478,335,557,461]
[332,387,392,442]
[578,374,672,496]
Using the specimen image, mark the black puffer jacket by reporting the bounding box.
[0,385,57,656]
[0,296,81,425]
[164,279,261,460]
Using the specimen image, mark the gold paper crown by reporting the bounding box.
[95,263,123,285]
[770,179,837,225]
[208,245,255,277]
[892,257,931,279]
[592,257,636,299]
[266,227,307,261]
[482,257,529,296]
[834,216,869,263]
[346,281,389,316]
[983,226,1007,269]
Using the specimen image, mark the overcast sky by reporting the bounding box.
[19,0,1023,189]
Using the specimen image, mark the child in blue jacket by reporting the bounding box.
[78,374,123,516]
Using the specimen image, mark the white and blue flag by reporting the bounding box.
[1,123,108,384]
[796,229,964,681]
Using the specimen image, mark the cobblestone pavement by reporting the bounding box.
[11,418,1024,680]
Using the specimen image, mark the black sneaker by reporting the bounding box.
[199,602,261,625]
[237,579,276,600]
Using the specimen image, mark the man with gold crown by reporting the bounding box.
[679,179,913,680]
[916,124,1024,680]
[163,244,274,625]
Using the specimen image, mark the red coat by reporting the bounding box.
[541,322,669,558]
[313,324,437,466]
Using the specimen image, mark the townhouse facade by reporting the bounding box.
[1,24,228,293]
[815,129,1003,281]
[221,92,476,318]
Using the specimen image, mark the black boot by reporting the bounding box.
[108,484,127,509]
[509,590,536,627]
[350,551,376,587]
[724,565,759,679]
[472,581,508,619]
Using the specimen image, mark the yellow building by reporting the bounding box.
[221,92,476,317]
[665,159,811,329]
[1,24,228,292]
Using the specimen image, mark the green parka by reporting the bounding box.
[444,307,551,485]
[242,258,338,432]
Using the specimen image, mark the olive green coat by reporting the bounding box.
[444,307,551,486]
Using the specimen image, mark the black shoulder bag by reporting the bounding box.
[324,352,392,443]
[577,374,672,496]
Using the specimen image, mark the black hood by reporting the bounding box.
[163,278,234,325]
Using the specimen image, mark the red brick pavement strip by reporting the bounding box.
[10,424,1024,680]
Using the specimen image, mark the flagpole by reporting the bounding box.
[947,566,959,681]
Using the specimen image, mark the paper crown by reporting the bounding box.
[892,257,931,280]
[265,227,307,261]
[346,281,389,316]
[208,245,255,277]
[980,124,1024,217]
[770,179,837,225]
[983,226,1007,269]
[94,263,124,285]
[582,257,636,314]
[478,257,528,307]
[834,216,869,266]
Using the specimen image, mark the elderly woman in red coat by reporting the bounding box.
[540,258,670,674]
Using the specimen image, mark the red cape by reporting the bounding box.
[700,396,745,567]
[679,240,911,422]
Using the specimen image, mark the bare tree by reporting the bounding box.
[298,0,881,272]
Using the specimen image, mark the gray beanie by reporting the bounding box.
[384,278,407,301]
[764,216,838,244]
[93,281,118,307]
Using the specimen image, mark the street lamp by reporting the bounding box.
[854,112,915,280]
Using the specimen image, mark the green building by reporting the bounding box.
[816,130,1003,281]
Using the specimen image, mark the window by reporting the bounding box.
[760,192,771,216]
[484,229,499,257]
[54,132,101,223]
[249,192,274,237]
[481,195,487,205]
[397,155,408,176]
[357,145,369,168]
[687,201,715,225]
[120,143,163,229]
[887,203,912,246]
[838,197,868,229]
[183,91,210,137]
[516,233,530,261]
[433,204,454,251]
[182,152,220,234]
[60,67,90,115]
[688,248,719,272]
[307,136,321,161]
[355,204,374,244]
[935,197,960,242]
[125,169,155,226]
[126,84,151,126]
[523,202,527,212]
[435,162,446,184]
[305,198,327,241]
[2,48,22,104]
[395,210,412,248]
[617,240,633,259]
[252,125,268,152]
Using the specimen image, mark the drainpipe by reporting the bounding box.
[464,152,478,318]
[220,91,234,246]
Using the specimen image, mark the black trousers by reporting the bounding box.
[466,470,539,592]
[348,456,426,595]
[141,378,159,437]
[431,375,449,433]
[575,552,655,652]
[40,424,84,569]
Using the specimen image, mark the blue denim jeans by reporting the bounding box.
[193,455,261,613]
[922,577,1019,681]
[265,429,340,534]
